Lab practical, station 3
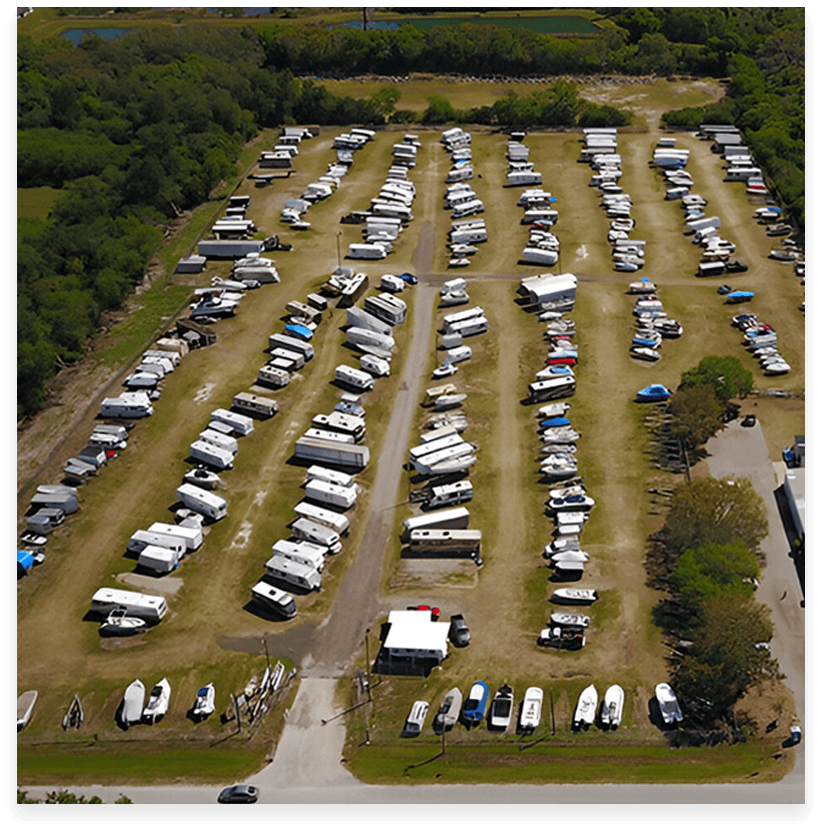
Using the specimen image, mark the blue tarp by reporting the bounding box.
[17,550,34,578]
[540,417,571,428]
[284,324,313,341]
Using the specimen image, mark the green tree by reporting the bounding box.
[664,477,768,556]
[680,356,754,403]
[368,86,401,122]
[667,383,724,449]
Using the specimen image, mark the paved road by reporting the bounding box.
[705,420,805,789]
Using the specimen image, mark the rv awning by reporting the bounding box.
[384,610,450,661]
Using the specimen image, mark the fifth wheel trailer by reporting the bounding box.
[401,506,470,542]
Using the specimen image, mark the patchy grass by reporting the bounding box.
[17,186,61,220]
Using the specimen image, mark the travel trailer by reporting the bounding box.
[90,588,168,624]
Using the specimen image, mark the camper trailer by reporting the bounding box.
[335,365,375,392]
[147,521,203,551]
[408,528,482,556]
[264,554,321,591]
[270,539,327,572]
[175,483,227,521]
[293,436,370,469]
[401,507,470,542]
[90,588,168,624]
[268,333,315,361]
[127,530,186,559]
[304,479,358,511]
[291,517,342,554]
[137,544,181,575]
[427,480,474,508]
[293,501,350,536]
[256,365,290,388]
[312,412,366,441]
[232,392,278,419]
[189,439,234,470]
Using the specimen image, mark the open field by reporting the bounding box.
[17,105,803,787]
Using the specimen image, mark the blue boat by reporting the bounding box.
[540,417,571,429]
[726,290,754,304]
[632,336,659,348]
[462,681,489,727]
[284,323,313,340]
[17,550,35,578]
[636,384,671,402]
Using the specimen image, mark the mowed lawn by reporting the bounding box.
[17,115,803,785]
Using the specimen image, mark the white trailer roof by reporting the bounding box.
[384,610,450,661]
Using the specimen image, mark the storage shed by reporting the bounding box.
[378,610,451,675]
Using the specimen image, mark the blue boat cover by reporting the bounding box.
[540,417,571,428]
[285,324,313,340]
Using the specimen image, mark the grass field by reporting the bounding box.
[17,186,61,220]
[17,100,803,787]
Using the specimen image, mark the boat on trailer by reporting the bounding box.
[573,684,598,730]
[600,684,624,730]
[433,687,463,733]
[17,691,38,731]
[143,678,171,724]
[518,686,543,733]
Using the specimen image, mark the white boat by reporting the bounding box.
[62,693,84,730]
[142,678,171,724]
[449,258,470,268]
[450,244,478,255]
[544,536,580,555]
[432,361,458,379]
[550,550,590,564]
[573,684,598,730]
[763,360,791,375]
[424,454,476,476]
[193,683,215,721]
[518,686,543,733]
[122,680,145,728]
[433,393,467,411]
[600,684,624,730]
[100,607,150,636]
[630,346,661,362]
[548,484,586,499]
[489,684,514,730]
[184,468,223,490]
[551,588,598,605]
[628,279,657,294]
[17,690,37,730]
[655,682,683,725]
[549,612,590,627]
[433,687,463,733]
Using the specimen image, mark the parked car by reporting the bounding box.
[217,784,259,804]
[717,285,732,295]
[449,613,470,647]
[742,414,756,427]
[397,272,419,285]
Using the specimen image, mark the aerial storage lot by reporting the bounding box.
[17,121,803,784]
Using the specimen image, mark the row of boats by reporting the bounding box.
[405,681,683,735]
[629,284,684,363]
[731,312,791,376]
[405,683,545,736]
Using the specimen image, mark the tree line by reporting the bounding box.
[646,357,780,729]
[17,9,803,416]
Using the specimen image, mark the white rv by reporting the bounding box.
[147,521,203,551]
[335,365,375,391]
[347,243,388,260]
[401,506,471,541]
[293,501,350,536]
[198,428,238,456]
[251,581,297,618]
[305,479,358,510]
[291,517,342,554]
[90,588,168,623]
[270,539,327,572]
[137,544,180,574]
[176,483,227,521]
[189,439,234,470]
[265,554,321,591]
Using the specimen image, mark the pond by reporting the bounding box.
[60,28,131,45]
[331,15,600,35]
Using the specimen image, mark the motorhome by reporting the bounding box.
[265,554,321,591]
[175,483,228,520]
[335,365,375,392]
[90,588,168,624]
[251,581,297,618]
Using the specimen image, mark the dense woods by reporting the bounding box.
[17,8,804,417]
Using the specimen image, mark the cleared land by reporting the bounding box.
[17,91,803,785]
